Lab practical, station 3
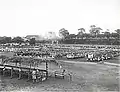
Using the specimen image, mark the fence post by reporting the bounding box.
[10,67,13,78]
[27,69,31,81]
[46,61,48,79]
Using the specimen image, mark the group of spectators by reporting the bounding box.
[1,43,120,62]
[32,69,46,83]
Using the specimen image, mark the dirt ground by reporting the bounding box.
[0,52,120,92]
[0,59,120,92]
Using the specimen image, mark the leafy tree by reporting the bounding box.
[89,25,102,37]
[78,28,85,35]
[59,28,69,39]
[0,37,5,44]
[115,29,120,35]
[103,31,110,39]
[77,28,85,39]
[12,36,24,43]
[82,33,91,38]
[0,37,12,44]
[111,33,119,38]
[4,37,12,43]
[68,34,76,39]
[29,38,36,45]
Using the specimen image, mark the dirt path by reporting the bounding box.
[58,59,120,67]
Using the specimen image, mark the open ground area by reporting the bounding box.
[0,44,120,92]
[0,53,119,92]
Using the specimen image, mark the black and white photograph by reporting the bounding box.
[0,0,120,92]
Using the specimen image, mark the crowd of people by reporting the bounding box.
[0,43,120,83]
[32,69,47,83]
[0,43,120,62]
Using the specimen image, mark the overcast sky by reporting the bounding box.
[0,0,119,37]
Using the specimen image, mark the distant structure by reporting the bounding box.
[23,32,60,44]
[25,35,44,41]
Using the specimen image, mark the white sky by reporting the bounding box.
[0,0,119,37]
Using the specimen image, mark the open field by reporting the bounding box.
[0,49,120,92]
[0,56,120,92]
[104,56,120,64]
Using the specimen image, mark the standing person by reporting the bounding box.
[59,65,62,69]
[18,68,22,79]
[32,70,36,83]
[3,66,6,76]
[36,69,39,82]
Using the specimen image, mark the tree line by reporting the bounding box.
[0,36,36,45]
[59,25,120,45]
[0,25,120,45]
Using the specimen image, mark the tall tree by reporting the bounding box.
[4,37,12,43]
[12,36,24,43]
[78,28,85,35]
[29,38,36,45]
[115,29,120,35]
[77,28,85,39]
[111,32,119,38]
[103,31,110,39]
[59,28,69,39]
[89,25,102,37]
[68,34,76,39]
[0,37,12,44]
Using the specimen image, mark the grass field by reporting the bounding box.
[0,51,120,92]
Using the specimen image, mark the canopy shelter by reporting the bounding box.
[0,55,59,81]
